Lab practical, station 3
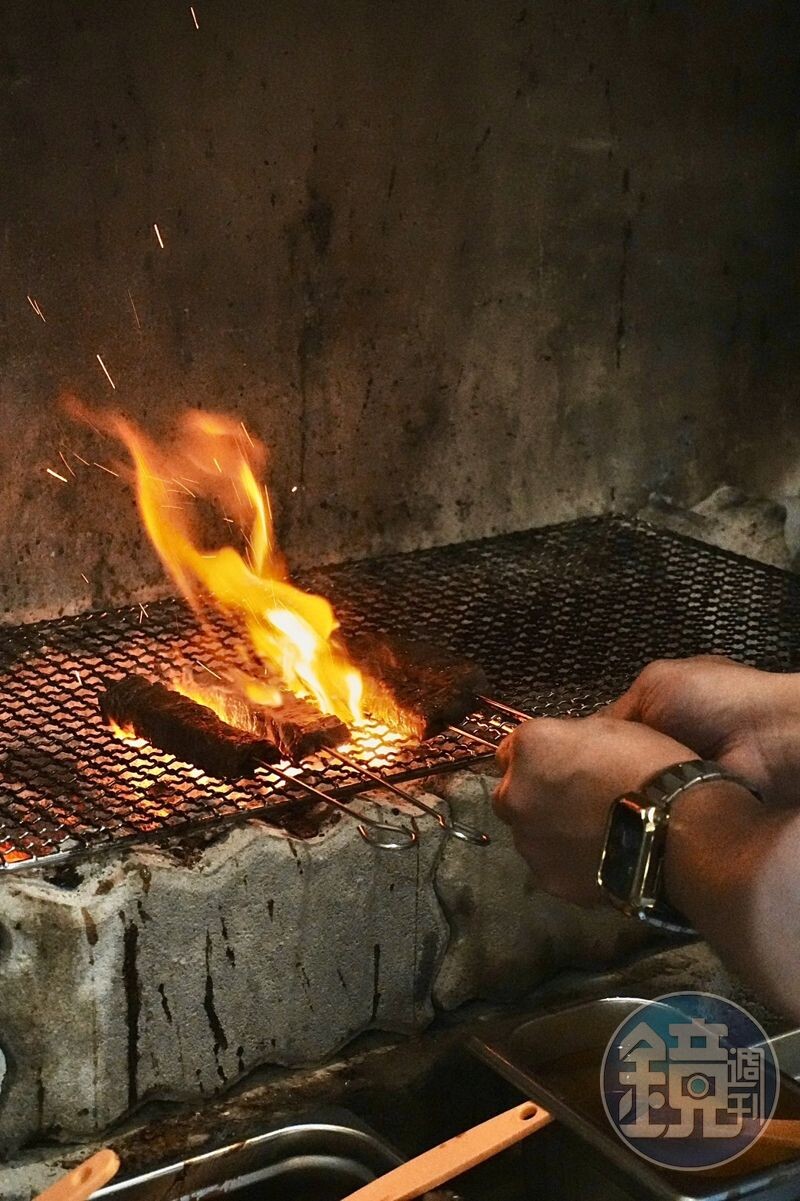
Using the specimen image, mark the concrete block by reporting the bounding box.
[0,770,654,1153]
[0,796,447,1151]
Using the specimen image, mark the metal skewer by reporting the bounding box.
[256,759,417,850]
[324,746,490,846]
[477,695,533,724]
[449,725,499,751]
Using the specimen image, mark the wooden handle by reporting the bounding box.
[759,1118,800,1148]
[341,1101,553,1201]
[34,1149,120,1201]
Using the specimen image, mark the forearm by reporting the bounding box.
[665,781,800,1020]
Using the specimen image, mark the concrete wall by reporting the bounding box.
[2,0,799,619]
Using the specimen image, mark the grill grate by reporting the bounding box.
[1,515,798,872]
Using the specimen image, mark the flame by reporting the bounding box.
[73,403,364,725]
[108,717,146,746]
[171,670,283,729]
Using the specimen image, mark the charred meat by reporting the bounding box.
[181,677,349,761]
[100,674,280,778]
[339,633,488,740]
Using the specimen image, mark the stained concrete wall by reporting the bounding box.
[2,0,799,619]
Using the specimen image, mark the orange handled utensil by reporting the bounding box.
[34,1149,120,1201]
[341,1101,553,1201]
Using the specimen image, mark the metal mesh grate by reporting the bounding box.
[1,515,799,872]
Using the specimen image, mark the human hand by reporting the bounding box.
[609,656,800,806]
[492,715,694,906]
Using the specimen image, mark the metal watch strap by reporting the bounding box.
[639,759,763,809]
[598,759,761,935]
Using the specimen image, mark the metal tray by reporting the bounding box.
[93,1109,402,1200]
[471,997,800,1201]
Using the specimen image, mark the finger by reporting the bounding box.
[491,778,511,823]
[494,731,515,771]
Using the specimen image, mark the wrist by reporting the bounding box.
[664,780,762,920]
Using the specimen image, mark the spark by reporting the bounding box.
[93,461,120,477]
[172,477,197,497]
[96,353,116,389]
[80,573,90,585]
[71,450,91,466]
[213,457,222,473]
[239,421,253,447]
[127,288,142,331]
[73,670,82,687]
[138,603,149,624]
[46,467,68,484]
[190,5,199,28]
[59,451,76,478]
[291,484,298,493]
[153,223,165,249]
[195,660,222,679]
[27,295,46,322]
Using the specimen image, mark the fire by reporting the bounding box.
[71,403,364,725]
[107,717,145,745]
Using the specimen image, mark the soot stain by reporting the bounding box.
[158,983,173,1024]
[303,189,333,258]
[371,943,381,1022]
[204,930,229,1068]
[615,218,633,369]
[82,908,98,947]
[122,916,140,1107]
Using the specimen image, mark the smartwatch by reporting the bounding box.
[597,759,761,934]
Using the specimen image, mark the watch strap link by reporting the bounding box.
[599,758,761,935]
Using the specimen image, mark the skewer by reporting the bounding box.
[449,725,499,751]
[324,746,490,846]
[477,695,532,724]
[256,759,417,850]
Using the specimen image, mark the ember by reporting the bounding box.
[99,672,420,848]
[175,673,350,761]
[101,674,280,778]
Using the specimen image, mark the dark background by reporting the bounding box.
[1,0,798,618]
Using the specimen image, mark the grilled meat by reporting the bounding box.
[181,677,349,761]
[339,633,488,740]
[100,674,280,778]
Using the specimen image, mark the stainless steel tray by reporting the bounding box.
[93,1109,402,1200]
[471,997,800,1201]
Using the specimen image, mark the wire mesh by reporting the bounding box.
[1,515,798,871]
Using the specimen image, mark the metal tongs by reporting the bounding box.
[256,759,418,849]
[324,746,490,846]
[275,694,538,850]
[259,749,490,850]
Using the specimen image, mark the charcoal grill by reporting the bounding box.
[1,515,798,874]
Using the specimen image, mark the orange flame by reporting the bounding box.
[73,403,364,725]
[108,717,146,745]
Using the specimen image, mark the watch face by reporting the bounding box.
[600,799,645,901]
